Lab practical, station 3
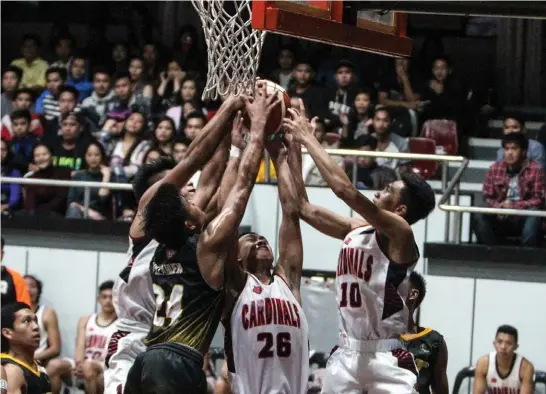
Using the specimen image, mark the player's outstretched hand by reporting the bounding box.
[283,103,318,144]
[231,111,247,150]
[241,81,281,129]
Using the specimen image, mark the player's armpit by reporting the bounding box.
[472,356,489,394]
[431,338,449,394]
[519,358,535,394]
[4,364,24,394]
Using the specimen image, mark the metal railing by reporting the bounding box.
[2,149,545,242]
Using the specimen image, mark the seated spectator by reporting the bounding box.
[66,142,112,220]
[173,25,206,77]
[155,59,186,112]
[23,275,61,366]
[81,67,116,128]
[95,109,130,157]
[1,66,22,118]
[287,59,328,120]
[173,137,190,163]
[0,237,32,307]
[128,56,153,101]
[1,140,22,214]
[165,77,204,132]
[142,42,161,83]
[496,115,545,169]
[269,45,295,90]
[46,113,94,172]
[371,107,410,171]
[143,148,168,165]
[67,54,93,102]
[2,88,44,141]
[49,34,74,70]
[35,67,67,120]
[22,144,71,217]
[149,117,176,156]
[340,89,374,147]
[43,86,89,138]
[7,110,37,172]
[109,111,149,181]
[474,133,545,247]
[109,43,130,75]
[111,72,150,118]
[183,111,207,141]
[46,281,117,394]
[379,58,421,110]
[10,34,48,91]
[345,134,397,190]
[326,60,359,128]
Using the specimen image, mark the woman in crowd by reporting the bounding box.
[66,142,112,220]
[148,116,176,156]
[165,77,204,132]
[128,56,154,101]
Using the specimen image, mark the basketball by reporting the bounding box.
[243,80,291,136]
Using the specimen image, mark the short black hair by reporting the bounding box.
[22,34,41,47]
[186,112,207,125]
[374,106,391,119]
[502,132,528,151]
[354,134,377,150]
[143,183,193,248]
[23,275,43,303]
[54,33,75,47]
[132,156,176,202]
[98,280,114,292]
[1,302,32,352]
[113,71,131,83]
[10,109,31,123]
[91,66,110,79]
[496,325,518,343]
[503,114,525,128]
[409,271,427,307]
[59,85,79,100]
[399,172,436,225]
[3,65,23,81]
[13,88,35,101]
[46,67,68,81]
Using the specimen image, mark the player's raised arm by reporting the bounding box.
[285,129,365,240]
[197,84,280,290]
[283,102,413,243]
[268,137,304,304]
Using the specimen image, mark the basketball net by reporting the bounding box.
[191,0,266,101]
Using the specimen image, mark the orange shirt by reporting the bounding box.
[0,266,32,308]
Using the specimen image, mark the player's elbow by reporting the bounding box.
[280,195,299,217]
[332,179,357,202]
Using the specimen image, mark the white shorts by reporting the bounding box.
[321,339,418,394]
[103,330,147,394]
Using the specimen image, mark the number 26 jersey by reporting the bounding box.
[225,273,309,394]
[145,234,224,355]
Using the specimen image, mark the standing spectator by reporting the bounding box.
[1,66,22,118]
[155,59,186,112]
[47,113,94,172]
[66,142,112,220]
[35,67,67,120]
[1,140,23,214]
[7,110,37,172]
[10,34,49,92]
[67,55,93,102]
[109,111,149,180]
[371,107,410,171]
[148,117,176,156]
[81,67,116,128]
[22,144,71,217]
[496,115,545,169]
[474,133,545,247]
[2,88,44,141]
[0,237,32,308]
[269,46,295,90]
[288,59,327,120]
[23,275,62,366]
[182,112,206,141]
[49,34,75,71]
[345,134,397,190]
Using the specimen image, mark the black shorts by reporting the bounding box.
[124,342,207,394]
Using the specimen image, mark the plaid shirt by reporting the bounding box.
[483,159,546,210]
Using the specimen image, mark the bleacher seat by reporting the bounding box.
[408,137,438,179]
[421,119,458,155]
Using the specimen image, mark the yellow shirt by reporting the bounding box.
[11,57,49,88]
[256,159,277,182]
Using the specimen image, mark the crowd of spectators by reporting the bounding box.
[1,24,545,245]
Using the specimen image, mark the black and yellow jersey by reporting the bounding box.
[0,353,50,394]
[145,234,225,355]
[402,327,444,394]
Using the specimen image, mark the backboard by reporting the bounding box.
[251,1,411,57]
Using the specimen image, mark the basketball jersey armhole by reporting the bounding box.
[375,231,419,267]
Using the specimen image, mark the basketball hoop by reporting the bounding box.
[191,0,266,101]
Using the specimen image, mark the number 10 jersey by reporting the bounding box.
[145,234,224,355]
[225,273,309,394]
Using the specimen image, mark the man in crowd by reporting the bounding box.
[2,88,44,141]
[1,66,22,118]
[371,106,410,171]
[496,114,545,169]
[81,67,116,128]
[35,67,67,121]
[10,35,48,92]
[475,133,545,246]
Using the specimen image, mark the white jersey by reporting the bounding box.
[486,352,523,394]
[227,273,309,394]
[35,305,48,354]
[337,226,416,341]
[85,314,118,364]
[112,236,158,333]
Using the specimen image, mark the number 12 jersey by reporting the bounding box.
[225,273,309,394]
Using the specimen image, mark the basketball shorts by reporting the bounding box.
[124,342,207,394]
[320,338,418,394]
[104,330,147,394]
